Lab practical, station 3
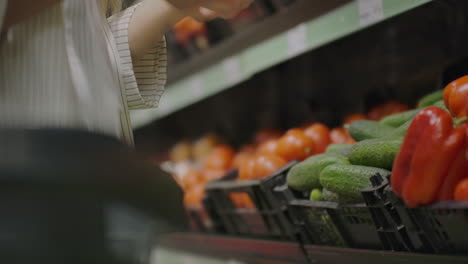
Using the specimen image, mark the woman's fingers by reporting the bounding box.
[201,0,254,17]
[167,0,254,19]
[188,6,219,21]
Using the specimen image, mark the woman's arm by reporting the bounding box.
[1,0,61,33]
[128,0,253,61]
[128,0,183,61]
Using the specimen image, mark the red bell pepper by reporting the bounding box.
[437,125,468,201]
[391,107,442,196]
[392,107,468,207]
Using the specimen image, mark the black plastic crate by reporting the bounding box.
[287,197,347,247]
[335,202,383,250]
[362,175,436,253]
[362,174,468,254]
[187,207,213,233]
[204,162,299,240]
[286,197,382,249]
[411,201,468,254]
[278,183,383,249]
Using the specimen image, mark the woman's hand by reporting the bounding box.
[166,0,254,20]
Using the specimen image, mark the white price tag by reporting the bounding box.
[358,0,384,26]
[223,57,242,85]
[287,23,307,57]
[189,76,203,97]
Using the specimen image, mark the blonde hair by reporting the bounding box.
[99,0,123,16]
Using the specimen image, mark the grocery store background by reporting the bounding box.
[2,0,468,263]
[134,0,468,263]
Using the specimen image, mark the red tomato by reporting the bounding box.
[344,113,367,125]
[277,129,315,161]
[184,185,205,208]
[257,139,280,156]
[232,151,254,169]
[254,128,283,145]
[203,145,235,170]
[304,123,331,154]
[254,154,287,179]
[330,128,355,144]
[239,156,257,180]
[444,76,468,118]
[368,101,410,121]
[455,178,468,201]
[181,169,204,191]
[240,144,256,153]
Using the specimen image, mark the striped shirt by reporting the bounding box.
[0,1,167,145]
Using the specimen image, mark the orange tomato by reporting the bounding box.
[330,127,355,144]
[443,76,468,118]
[169,140,192,162]
[254,154,287,179]
[181,169,204,191]
[230,193,255,209]
[240,144,256,153]
[239,156,257,180]
[173,17,206,44]
[203,145,235,170]
[257,139,280,156]
[454,178,468,201]
[192,133,220,161]
[304,123,331,154]
[277,129,315,161]
[202,169,226,183]
[184,185,205,208]
[254,128,283,145]
[344,113,367,125]
[232,151,254,169]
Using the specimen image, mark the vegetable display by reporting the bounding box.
[170,80,468,211]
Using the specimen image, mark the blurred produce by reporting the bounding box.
[368,101,410,121]
[443,75,468,118]
[303,123,331,154]
[192,133,220,161]
[167,0,297,64]
[277,128,315,162]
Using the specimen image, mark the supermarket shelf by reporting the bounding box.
[159,233,308,264]
[159,233,468,264]
[130,0,432,128]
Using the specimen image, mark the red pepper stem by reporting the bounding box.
[454,117,468,126]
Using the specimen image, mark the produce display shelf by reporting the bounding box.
[130,0,432,128]
[159,233,468,264]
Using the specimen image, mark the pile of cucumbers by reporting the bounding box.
[287,90,446,203]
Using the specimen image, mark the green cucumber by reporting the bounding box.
[320,164,391,200]
[379,109,421,127]
[325,144,354,157]
[348,139,402,170]
[433,100,450,112]
[322,188,340,203]
[388,118,413,138]
[347,120,395,141]
[310,189,323,201]
[322,188,364,203]
[287,153,350,191]
[418,90,443,108]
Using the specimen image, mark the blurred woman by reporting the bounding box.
[0,0,252,145]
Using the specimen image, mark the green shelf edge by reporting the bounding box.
[130,0,432,129]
